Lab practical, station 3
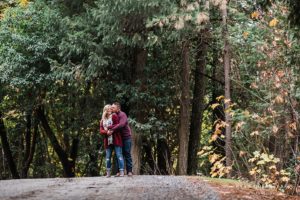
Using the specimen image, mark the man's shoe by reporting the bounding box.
[127,172,133,177]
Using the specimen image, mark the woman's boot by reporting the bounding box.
[106,169,111,178]
[119,170,124,177]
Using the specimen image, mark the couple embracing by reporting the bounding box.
[100,102,133,177]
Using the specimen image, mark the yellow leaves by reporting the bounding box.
[197,146,214,157]
[249,167,261,175]
[216,95,225,101]
[272,125,279,134]
[224,98,231,104]
[284,39,292,48]
[209,153,220,163]
[250,82,258,89]
[250,131,259,136]
[235,121,245,131]
[269,165,277,170]
[251,11,260,19]
[19,0,29,7]
[273,157,280,163]
[276,70,285,78]
[274,95,284,104]
[210,156,229,178]
[210,134,218,142]
[239,151,247,157]
[257,160,266,165]
[243,110,250,117]
[196,12,209,24]
[174,17,184,30]
[280,176,290,182]
[280,170,290,176]
[248,152,288,188]
[211,103,220,110]
[289,122,297,131]
[260,153,272,162]
[5,110,20,119]
[243,31,249,39]
[269,18,279,27]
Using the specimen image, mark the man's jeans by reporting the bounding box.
[106,146,124,171]
[122,138,133,173]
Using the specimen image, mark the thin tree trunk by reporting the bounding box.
[69,138,79,174]
[0,112,20,179]
[36,106,75,177]
[188,29,209,175]
[222,0,233,178]
[21,112,31,178]
[22,117,38,178]
[177,41,191,175]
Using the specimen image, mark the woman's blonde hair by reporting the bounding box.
[102,104,111,120]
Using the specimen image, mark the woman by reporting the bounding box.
[100,104,124,177]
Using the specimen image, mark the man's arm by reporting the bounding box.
[108,112,127,131]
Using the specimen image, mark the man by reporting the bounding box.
[108,102,133,176]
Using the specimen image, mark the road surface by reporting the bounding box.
[0,175,220,200]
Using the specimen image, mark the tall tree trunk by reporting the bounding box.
[222,0,233,178]
[36,106,75,177]
[177,41,191,175]
[188,29,209,175]
[0,112,20,179]
[132,48,147,175]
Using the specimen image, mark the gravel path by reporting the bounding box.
[0,176,220,200]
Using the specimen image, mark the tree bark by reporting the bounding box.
[222,1,233,178]
[177,41,191,175]
[132,48,147,175]
[0,112,20,179]
[36,106,75,177]
[188,29,209,175]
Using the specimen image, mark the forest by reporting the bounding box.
[0,0,300,194]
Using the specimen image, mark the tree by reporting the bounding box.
[221,0,232,178]
[0,111,20,179]
[188,29,209,175]
[177,41,191,175]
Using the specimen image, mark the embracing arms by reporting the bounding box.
[108,112,127,131]
[100,114,119,135]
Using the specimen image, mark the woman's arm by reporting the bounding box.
[99,121,108,135]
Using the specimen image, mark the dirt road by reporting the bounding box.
[0,175,220,200]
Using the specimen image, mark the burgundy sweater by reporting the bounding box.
[109,111,131,139]
[100,114,123,149]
